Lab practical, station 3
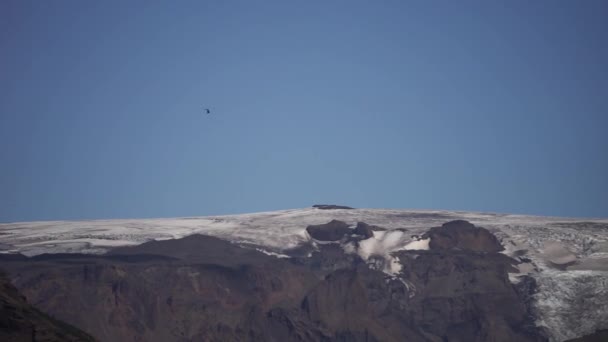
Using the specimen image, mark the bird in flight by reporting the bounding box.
[204,108,211,114]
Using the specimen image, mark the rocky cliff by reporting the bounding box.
[0,270,95,341]
[0,220,550,341]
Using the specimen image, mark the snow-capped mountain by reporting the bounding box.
[1,207,607,341]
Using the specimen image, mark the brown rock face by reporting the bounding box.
[396,250,538,342]
[0,270,95,341]
[2,237,319,342]
[425,220,504,253]
[301,266,428,342]
[0,222,547,342]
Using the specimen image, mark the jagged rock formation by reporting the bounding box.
[0,270,95,341]
[0,221,550,342]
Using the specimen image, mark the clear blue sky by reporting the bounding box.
[1,1,607,221]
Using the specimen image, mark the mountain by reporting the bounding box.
[0,270,95,341]
[1,207,607,341]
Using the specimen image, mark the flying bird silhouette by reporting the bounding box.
[204,108,211,114]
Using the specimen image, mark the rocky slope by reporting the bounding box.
[1,207,607,341]
[1,220,548,342]
[0,270,95,341]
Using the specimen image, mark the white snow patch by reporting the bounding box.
[255,248,291,258]
[342,242,357,254]
[388,256,403,274]
[358,230,407,259]
[356,230,409,275]
[403,238,430,250]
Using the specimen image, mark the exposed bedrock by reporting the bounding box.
[0,221,549,341]
[424,220,504,253]
[305,220,387,242]
[306,220,352,241]
[0,270,95,341]
[352,222,385,239]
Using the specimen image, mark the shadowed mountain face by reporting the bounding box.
[564,330,608,342]
[1,221,548,341]
[0,271,95,341]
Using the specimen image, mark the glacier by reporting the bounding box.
[1,207,607,341]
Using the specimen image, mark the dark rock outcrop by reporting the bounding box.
[424,220,504,253]
[301,266,427,342]
[306,220,351,241]
[294,244,362,275]
[565,329,608,342]
[352,222,381,239]
[395,249,540,342]
[0,270,95,341]
[107,234,270,266]
[2,237,318,342]
[312,205,354,210]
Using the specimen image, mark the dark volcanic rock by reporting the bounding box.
[302,266,426,342]
[352,222,381,239]
[566,329,608,342]
[0,221,548,342]
[2,244,318,342]
[107,234,271,267]
[306,220,351,241]
[294,244,362,275]
[0,253,28,262]
[424,220,504,253]
[396,249,542,342]
[312,204,354,210]
[0,270,95,341]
